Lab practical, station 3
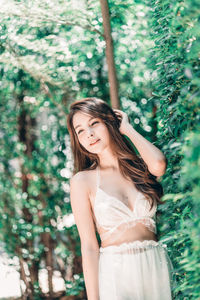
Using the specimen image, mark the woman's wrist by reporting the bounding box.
[121,122,134,137]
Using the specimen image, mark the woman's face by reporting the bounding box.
[72,111,111,154]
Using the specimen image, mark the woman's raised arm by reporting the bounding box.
[70,171,99,300]
[114,109,167,177]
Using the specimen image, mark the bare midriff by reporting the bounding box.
[99,222,158,248]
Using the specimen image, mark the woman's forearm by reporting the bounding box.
[123,123,167,177]
[81,248,99,300]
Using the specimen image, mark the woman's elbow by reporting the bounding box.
[149,158,167,177]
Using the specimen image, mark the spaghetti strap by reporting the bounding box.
[96,165,100,189]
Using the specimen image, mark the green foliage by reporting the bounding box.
[0,0,199,298]
[146,0,200,298]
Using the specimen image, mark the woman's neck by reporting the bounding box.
[98,149,119,170]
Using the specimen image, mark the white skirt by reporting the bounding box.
[99,240,175,300]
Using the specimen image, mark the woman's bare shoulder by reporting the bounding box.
[70,168,97,189]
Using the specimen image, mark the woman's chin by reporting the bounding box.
[87,146,102,155]
[88,149,101,155]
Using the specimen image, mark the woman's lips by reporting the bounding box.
[90,139,100,146]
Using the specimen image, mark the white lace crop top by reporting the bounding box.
[93,166,157,242]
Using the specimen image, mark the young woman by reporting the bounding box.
[67,97,175,300]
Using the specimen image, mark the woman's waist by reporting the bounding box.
[99,238,168,254]
[99,223,157,248]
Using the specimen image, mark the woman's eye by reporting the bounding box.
[77,121,98,135]
[91,121,98,126]
[77,129,83,135]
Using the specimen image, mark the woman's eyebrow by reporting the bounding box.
[74,117,96,130]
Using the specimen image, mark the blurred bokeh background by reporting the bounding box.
[0,0,199,299]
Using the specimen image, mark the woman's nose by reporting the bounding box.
[87,127,94,137]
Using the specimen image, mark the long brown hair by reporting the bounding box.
[67,97,164,210]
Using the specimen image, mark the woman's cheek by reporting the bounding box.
[101,127,110,142]
[81,138,91,150]
[77,135,85,148]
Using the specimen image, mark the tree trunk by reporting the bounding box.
[18,93,36,299]
[99,0,120,108]
[38,195,54,298]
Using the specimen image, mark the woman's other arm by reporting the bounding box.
[70,172,99,300]
[114,109,167,177]
[123,124,167,177]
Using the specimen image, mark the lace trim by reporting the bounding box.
[99,217,156,242]
[100,239,167,254]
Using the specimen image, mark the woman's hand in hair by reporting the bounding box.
[113,109,131,135]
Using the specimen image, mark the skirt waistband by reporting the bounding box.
[99,239,167,254]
